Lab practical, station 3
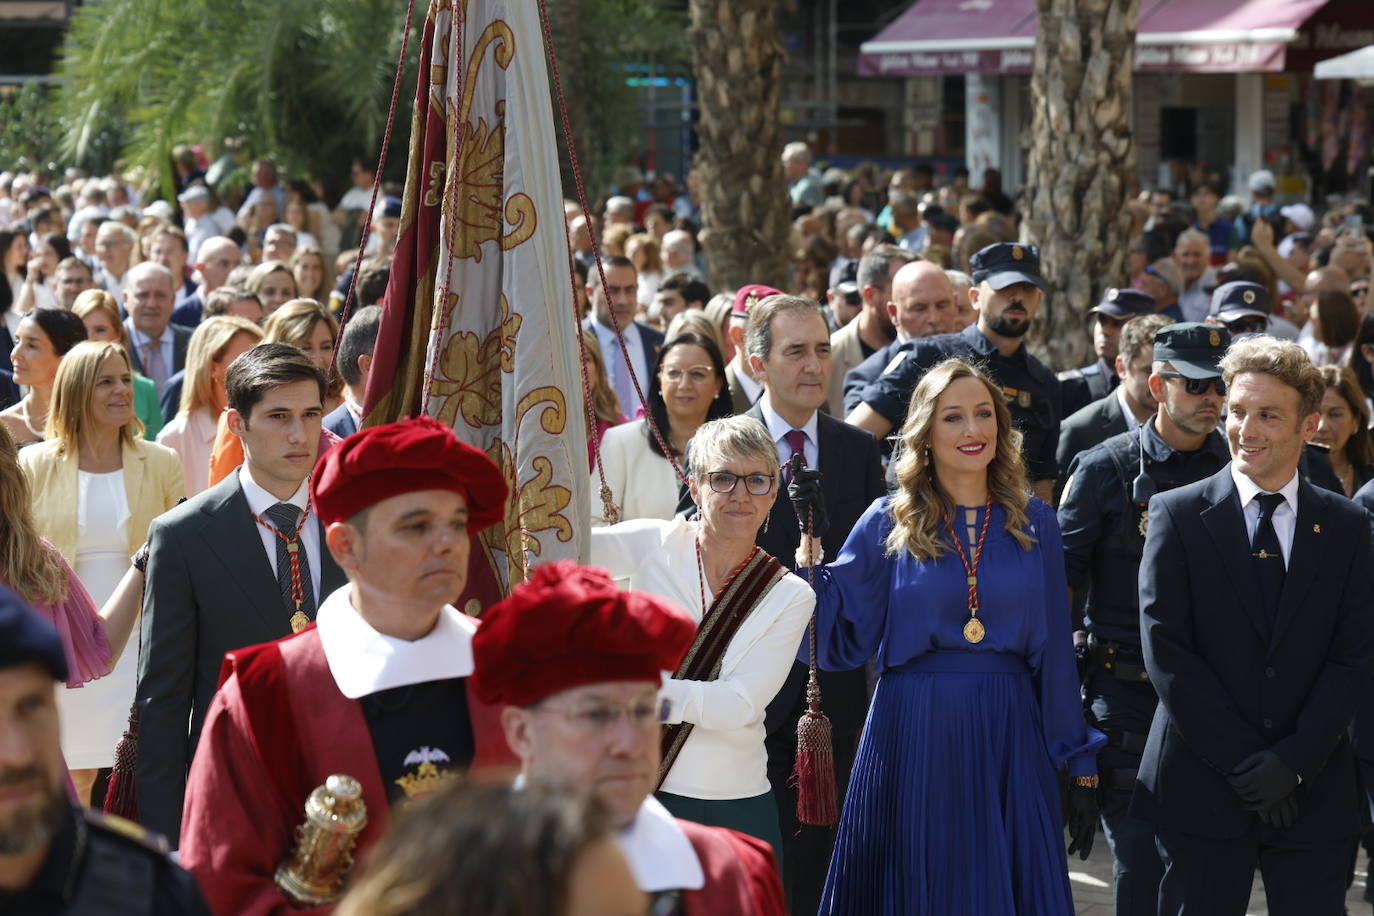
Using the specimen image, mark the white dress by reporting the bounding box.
[60,469,135,769]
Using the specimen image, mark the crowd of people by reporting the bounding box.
[1,142,1373,916]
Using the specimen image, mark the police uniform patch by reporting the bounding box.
[1012,246,1024,261]
[1138,508,1149,536]
[1242,289,1256,304]
[1209,329,1221,347]
[84,809,170,854]
[1018,390,1031,408]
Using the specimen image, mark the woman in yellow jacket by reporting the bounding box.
[20,339,183,803]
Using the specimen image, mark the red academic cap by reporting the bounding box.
[311,416,507,531]
[731,284,785,319]
[470,560,697,707]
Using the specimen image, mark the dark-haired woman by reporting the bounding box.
[591,331,731,524]
[1313,365,1374,497]
[796,358,1103,914]
[15,231,73,312]
[0,308,88,447]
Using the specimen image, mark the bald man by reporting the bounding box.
[840,261,955,416]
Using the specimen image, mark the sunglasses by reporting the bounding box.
[1157,371,1225,396]
[1223,316,1268,335]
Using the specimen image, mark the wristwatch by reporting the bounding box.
[1071,775,1100,789]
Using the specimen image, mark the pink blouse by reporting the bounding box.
[21,545,112,688]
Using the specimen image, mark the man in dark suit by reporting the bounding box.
[1055,313,1171,498]
[742,292,885,914]
[136,344,346,846]
[122,261,193,401]
[581,254,663,419]
[323,305,382,438]
[1135,335,1374,914]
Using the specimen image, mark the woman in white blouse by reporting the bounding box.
[591,330,731,525]
[156,315,263,497]
[590,415,814,857]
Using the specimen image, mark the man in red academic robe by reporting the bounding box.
[179,417,516,915]
[471,560,786,916]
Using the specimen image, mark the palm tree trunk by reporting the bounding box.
[686,0,792,292]
[1022,0,1140,370]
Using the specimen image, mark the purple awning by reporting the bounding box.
[859,0,1331,76]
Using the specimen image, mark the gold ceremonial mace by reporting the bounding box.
[275,774,369,907]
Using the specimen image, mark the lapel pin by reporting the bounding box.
[1313,524,1321,533]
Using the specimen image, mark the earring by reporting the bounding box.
[924,447,931,466]
[762,512,770,534]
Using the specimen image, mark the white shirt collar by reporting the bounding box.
[509,774,703,892]
[315,585,476,699]
[1116,385,1141,431]
[614,796,706,892]
[238,464,310,517]
[1230,463,1300,515]
[734,361,763,402]
[758,393,819,448]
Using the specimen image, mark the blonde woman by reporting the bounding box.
[263,298,342,413]
[795,358,1103,913]
[580,328,626,469]
[72,288,164,441]
[19,341,183,799]
[157,316,264,497]
[289,243,332,302]
[626,232,663,307]
[245,259,298,316]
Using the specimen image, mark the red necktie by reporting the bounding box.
[783,429,807,483]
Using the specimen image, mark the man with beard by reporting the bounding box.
[847,242,1061,502]
[1057,323,1233,915]
[0,587,209,914]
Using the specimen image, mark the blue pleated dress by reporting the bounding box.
[808,496,1105,915]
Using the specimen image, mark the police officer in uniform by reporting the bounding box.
[846,242,1062,502]
[0,586,209,915]
[1057,323,1231,916]
[1059,287,1157,417]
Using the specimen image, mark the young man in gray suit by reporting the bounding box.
[135,343,346,845]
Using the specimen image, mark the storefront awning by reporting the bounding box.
[1313,44,1374,79]
[859,0,1330,77]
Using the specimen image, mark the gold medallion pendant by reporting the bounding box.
[290,610,311,633]
[963,617,985,644]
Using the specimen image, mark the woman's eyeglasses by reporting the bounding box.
[1157,371,1226,396]
[704,471,775,495]
[660,366,714,384]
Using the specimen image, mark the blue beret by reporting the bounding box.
[0,585,69,682]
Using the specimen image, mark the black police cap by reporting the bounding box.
[970,243,1045,292]
[1153,322,1230,379]
[1090,287,1156,320]
[1208,280,1270,322]
[0,584,69,683]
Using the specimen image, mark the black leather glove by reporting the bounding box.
[787,455,829,538]
[1227,750,1298,807]
[1065,784,1098,860]
[1255,792,1299,830]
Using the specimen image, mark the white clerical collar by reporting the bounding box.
[239,464,310,517]
[315,585,476,699]
[758,393,819,450]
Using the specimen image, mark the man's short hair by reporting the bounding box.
[97,221,136,244]
[1174,227,1209,251]
[205,286,258,317]
[744,294,824,361]
[125,260,175,292]
[603,196,634,219]
[587,254,635,292]
[856,244,917,292]
[659,272,710,306]
[1219,336,1324,419]
[264,223,297,243]
[782,142,812,165]
[1119,313,1173,366]
[889,192,920,219]
[356,257,392,306]
[337,305,383,386]
[55,256,93,279]
[225,342,327,420]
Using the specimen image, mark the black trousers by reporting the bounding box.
[1155,823,1354,916]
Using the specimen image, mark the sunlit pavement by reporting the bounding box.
[1069,829,1371,914]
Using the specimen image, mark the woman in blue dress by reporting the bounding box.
[795,358,1104,914]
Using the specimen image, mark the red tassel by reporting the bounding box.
[104,703,140,820]
[789,669,839,826]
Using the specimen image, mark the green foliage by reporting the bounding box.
[577,0,689,192]
[0,83,67,174]
[54,0,418,194]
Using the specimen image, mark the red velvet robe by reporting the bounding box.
[676,819,786,916]
[179,624,513,916]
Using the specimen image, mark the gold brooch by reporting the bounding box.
[1313,524,1321,533]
